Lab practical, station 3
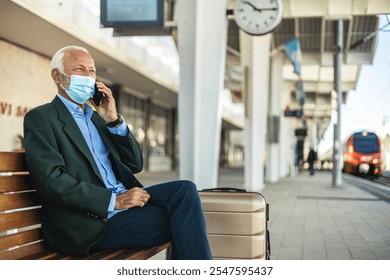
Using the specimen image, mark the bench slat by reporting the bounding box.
[105,242,172,260]
[81,248,131,260]
[0,242,73,260]
[0,241,46,260]
[0,209,40,232]
[78,241,172,260]
[0,174,33,193]
[45,253,74,260]
[0,192,40,212]
[19,249,63,260]
[0,228,41,251]
[0,152,27,172]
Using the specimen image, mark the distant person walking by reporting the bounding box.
[307,148,317,176]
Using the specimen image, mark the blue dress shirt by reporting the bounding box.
[57,94,128,218]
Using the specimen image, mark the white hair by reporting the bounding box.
[50,46,89,71]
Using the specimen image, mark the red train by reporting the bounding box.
[343,131,384,177]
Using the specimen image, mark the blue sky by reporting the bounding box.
[318,15,390,155]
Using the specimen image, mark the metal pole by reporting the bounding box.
[332,20,343,186]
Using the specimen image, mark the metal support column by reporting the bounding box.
[332,20,343,186]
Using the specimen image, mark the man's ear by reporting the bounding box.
[51,69,60,84]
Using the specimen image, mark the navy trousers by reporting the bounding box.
[91,180,213,260]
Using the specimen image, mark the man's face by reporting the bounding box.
[59,50,96,88]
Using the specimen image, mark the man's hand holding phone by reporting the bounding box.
[91,82,118,123]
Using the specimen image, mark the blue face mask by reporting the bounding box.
[59,72,95,104]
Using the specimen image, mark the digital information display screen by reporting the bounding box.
[101,0,163,28]
[107,0,157,22]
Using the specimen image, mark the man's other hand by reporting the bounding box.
[115,187,150,209]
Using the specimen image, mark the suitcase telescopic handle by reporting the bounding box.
[201,187,246,192]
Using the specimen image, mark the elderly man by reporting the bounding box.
[23,45,212,260]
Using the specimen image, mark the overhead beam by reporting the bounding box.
[283,0,390,18]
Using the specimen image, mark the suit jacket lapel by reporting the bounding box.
[52,97,103,182]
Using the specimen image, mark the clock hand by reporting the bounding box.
[258,8,277,11]
[242,1,277,12]
[242,1,261,12]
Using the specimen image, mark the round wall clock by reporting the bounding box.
[234,0,283,36]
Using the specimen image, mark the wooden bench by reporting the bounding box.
[0,151,171,260]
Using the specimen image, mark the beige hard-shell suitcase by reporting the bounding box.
[199,188,270,260]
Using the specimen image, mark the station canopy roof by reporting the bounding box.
[225,0,390,141]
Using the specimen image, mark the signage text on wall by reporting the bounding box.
[0,101,32,117]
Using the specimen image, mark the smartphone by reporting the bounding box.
[93,84,104,106]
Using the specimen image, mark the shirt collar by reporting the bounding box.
[57,93,93,119]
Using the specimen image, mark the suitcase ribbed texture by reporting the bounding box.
[199,190,270,259]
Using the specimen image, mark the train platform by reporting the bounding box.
[137,168,390,260]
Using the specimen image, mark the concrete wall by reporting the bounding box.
[0,40,56,151]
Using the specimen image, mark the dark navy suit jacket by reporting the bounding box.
[23,96,143,256]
